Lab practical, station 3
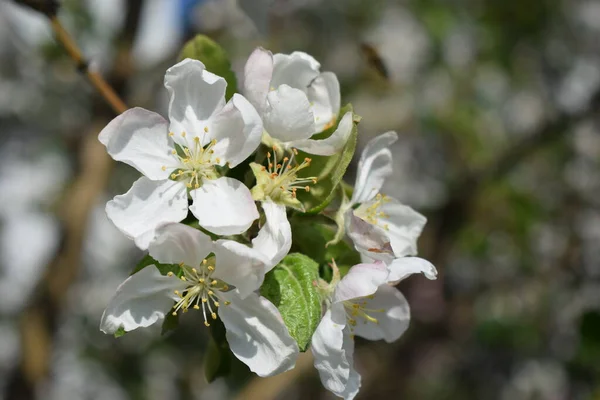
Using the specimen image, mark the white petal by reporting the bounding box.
[218,290,299,377]
[271,52,319,90]
[333,261,389,303]
[148,223,213,267]
[98,107,175,180]
[351,285,410,343]
[100,266,187,334]
[351,131,398,204]
[243,47,273,115]
[346,212,394,263]
[106,178,188,250]
[380,199,427,257]
[164,58,226,140]
[307,72,341,133]
[189,177,259,236]
[311,305,360,399]
[290,111,353,156]
[264,84,315,142]
[252,200,291,269]
[212,239,269,298]
[387,257,438,284]
[209,94,263,167]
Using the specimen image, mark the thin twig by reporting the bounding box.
[49,16,128,114]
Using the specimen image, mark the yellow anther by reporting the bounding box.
[208,290,214,296]
[180,276,187,281]
[202,298,208,303]
[305,186,310,192]
[161,166,167,171]
[215,158,221,163]
[167,271,174,277]
[204,321,210,327]
[186,183,192,188]
[211,313,217,320]
[171,173,177,179]
[181,132,186,137]
[224,301,231,306]
[213,301,220,307]
[222,285,229,291]
[193,136,200,143]
[193,305,200,310]
[168,132,174,137]
[192,268,197,274]
[199,278,205,284]
[179,262,185,267]
[210,280,218,286]
[172,311,177,316]
[194,183,200,188]
[204,126,209,133]
[208,266,215,272]
[171,150,177,154]
[349,318,357,326]
[202,259,208,265]
[174,290,180,296]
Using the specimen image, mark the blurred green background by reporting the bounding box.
[1,0,599,399]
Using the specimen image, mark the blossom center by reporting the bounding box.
[162,131,219,189]
[342,296,385,337]
[169,258,231,327]
[355,193,390,230]
[262,148,316,201]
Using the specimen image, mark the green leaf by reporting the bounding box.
[113,326,126,338]
[161,311,179,336]
[204,317,231,382]
[178,34,238,100]
[291,217,361,267]
[260,253,321,351]
[296,104,360,213]
[130,254,180,277]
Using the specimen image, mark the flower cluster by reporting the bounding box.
[98,46,436,399]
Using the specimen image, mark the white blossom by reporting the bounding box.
[342,132,430,263]
[100,222,298,377]
[99,58,262,249]
[311,259,436,399]
[243,47,353,156]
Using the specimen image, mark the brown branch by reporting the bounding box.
[4,2,144,399]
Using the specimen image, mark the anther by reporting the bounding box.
[180,276,187,281]
[193,305,200,310]
[211,312,217,320]
[210,280,217,286]
[204,321,210,327]
[214,301,220,307]
[169,132,174,137]
[208,266,215,272]
[204,126,209,133]
[199,278,205,284]
[208,290,214,296]
[167,272,174,277]
[161,166,167,171]
[202,259,207,265]
[181,132,186,137]
[224,301,231,306]
[172,311,177,316]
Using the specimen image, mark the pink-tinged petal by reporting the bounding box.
[351,131,398,204]
[351,285,410,343]
[379,198,427,257]
[308,71,341,133]
[106,177,188,250]
[164,58,226,142]
[290,111,353,156]
[252,200,291,270]
[346,212,394,263]
[264,84,315,142]
[387,257,437,284]
[212,239,269,298]
[148,223,213,268]
[210,94,263,167]
[100,266,187,334]
[311,304,360,399]
[243,47,273,115]
[189,177,259,236]
[333,262,389,303]
[218,290,299,377]
[98,107,175,180]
